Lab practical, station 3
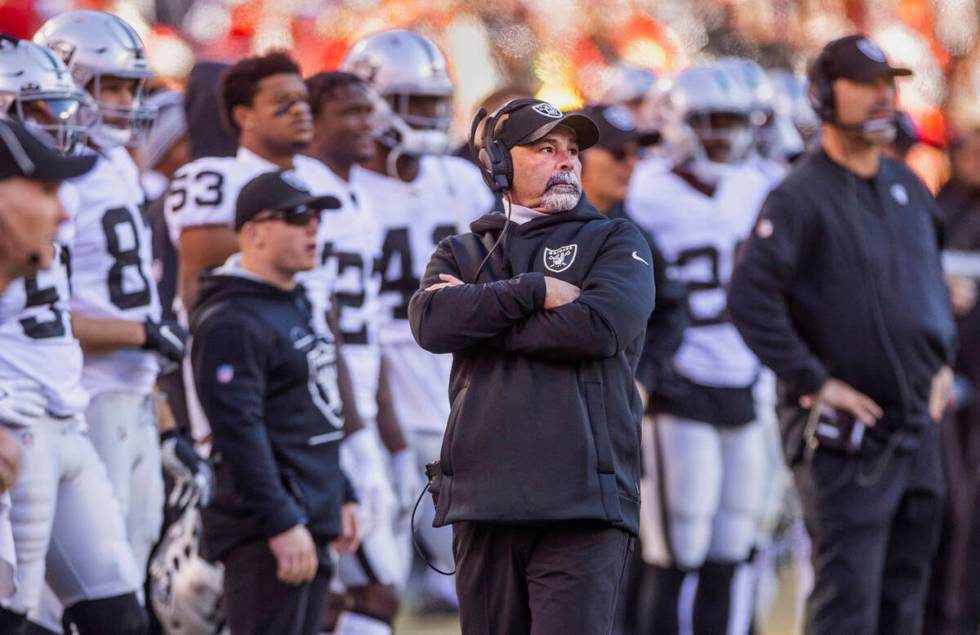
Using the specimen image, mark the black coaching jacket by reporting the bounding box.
[408,197,655,535]
[728,150,956,456]
[190,263,354,560]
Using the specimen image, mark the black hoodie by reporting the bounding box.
[408,198,655,534]
[190,262,353,560]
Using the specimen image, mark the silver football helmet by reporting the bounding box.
[0,35,93,152]
[34,10,155,149]
[148,508,227,635]
[767,68,821,149]
[654,64,757,184]
[341,29,453,157]
[715,57,804,161]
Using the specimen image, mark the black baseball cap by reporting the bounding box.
[235,170,341,231]
[0,119,96,181]
[814,34,912,83]
[494,99,600,150]
[573,104,660,154]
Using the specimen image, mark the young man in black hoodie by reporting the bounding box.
[190,171,360,635]
[408,99,655,634]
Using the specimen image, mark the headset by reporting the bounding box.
[806,46,836,124]
[465,98,543,281]
[469,97,540,193]
[807,43,897,139]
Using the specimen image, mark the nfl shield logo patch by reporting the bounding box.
[543,244,578,273]
[216,364,235,384]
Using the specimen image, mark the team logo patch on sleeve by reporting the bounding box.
[543,244,578,272]
[216,365,234,384]
[890,184,909,206]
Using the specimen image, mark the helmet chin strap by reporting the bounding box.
[90,121,132,149]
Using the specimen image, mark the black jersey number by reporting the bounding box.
[102,207,152,309]
[321,243,368,345]
[376,224,457,321]
[376,228,417,321]
[674,245,726,327]
[166,170,224,213]
[19,247,70,339]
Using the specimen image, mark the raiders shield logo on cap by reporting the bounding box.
[532,102,563,118]
[543,244,578,273]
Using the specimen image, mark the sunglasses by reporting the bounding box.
[609,141,642,162]
[251,204,321,227]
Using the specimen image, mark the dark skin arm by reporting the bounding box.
[375,354,408,453]
[329,305,365,437]
[179,225,239,311]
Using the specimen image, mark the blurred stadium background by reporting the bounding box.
[4,0,980,191]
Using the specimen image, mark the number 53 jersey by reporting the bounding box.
[68,146,161,396]
[627,160,772,389]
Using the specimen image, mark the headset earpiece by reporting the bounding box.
[469,97,541,193]
[807,48,835,123]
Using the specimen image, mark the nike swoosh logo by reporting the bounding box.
[631,251,649,265]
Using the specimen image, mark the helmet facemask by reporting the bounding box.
[86,73,156,149]
[1,90,95,153]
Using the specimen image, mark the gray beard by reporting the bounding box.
[540,189,581,212]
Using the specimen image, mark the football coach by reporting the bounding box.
[729,35,956,635]
[408,98,655,635]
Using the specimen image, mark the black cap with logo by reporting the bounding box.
[572,104,660,155]
[0,119,96,181]
[815,34,912,83]
[495,100,600,150]
[235,170,341,231]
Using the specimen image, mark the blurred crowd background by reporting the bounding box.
[3,0,980,190]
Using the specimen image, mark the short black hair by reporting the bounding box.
[305,72,368,118]
[219,51,302,134]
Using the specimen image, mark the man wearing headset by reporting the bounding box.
[408,99,654,634]
[729,35,956,635]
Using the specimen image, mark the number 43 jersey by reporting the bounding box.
[0,186,87,417]
[627,160,773,389]
[69,146,161,396]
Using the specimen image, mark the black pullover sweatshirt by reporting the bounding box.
[190,265,354,560]
[729,150,956,453]
[408,197,655,534]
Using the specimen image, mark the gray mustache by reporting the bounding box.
[545,173,580,191]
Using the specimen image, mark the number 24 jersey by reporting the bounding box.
[627,161,773,389]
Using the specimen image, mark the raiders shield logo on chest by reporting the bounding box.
[543,244,578,273]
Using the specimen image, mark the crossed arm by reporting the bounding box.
[408,225,655,361]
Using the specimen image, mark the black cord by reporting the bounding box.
[409,482,455,576]
[471,193,513,283]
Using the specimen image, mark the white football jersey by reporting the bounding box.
[627,160,773,388]
[351,155,494,432]
[69,146,161,396]
[295,162,383,421]
[0,187,87,417]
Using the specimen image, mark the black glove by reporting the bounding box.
[142,318,188,364]
[160,430,214,510]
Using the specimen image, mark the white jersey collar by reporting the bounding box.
[236,146,290,172]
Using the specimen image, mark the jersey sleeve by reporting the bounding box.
[164,159,238,237]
